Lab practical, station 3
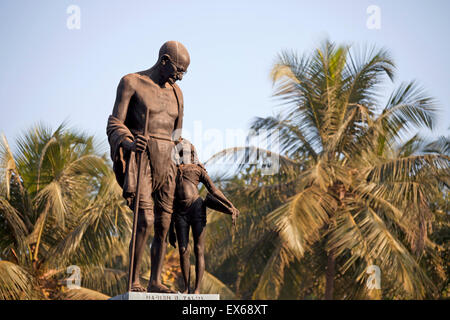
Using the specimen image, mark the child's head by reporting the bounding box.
[176,138,199,165]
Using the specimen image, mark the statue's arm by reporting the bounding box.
[112,75,135,122]
[111,75,145,152]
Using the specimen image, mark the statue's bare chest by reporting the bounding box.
[133,83,178,118]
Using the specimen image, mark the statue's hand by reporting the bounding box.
[134,135,148,153]
[122,135,148,153]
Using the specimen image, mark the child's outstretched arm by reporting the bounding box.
[200,170,234,209]
[200,167,240,226]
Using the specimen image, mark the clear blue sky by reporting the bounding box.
[0,0,449,161]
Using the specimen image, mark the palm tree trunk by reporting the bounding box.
[325,248,335,300]
[325,184,343,300]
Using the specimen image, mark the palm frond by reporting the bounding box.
[76,266,127,297]
[250,115,318,160]
[0,199,28,246]
[342,45,395,106]
[45,171,132,268]
[205,146,299,177]
[0,135,20,199]
[267,186,335,258]
[252,243,292,299]
[423,135,450,156]
[379,81,438,137]
[363,154,449,184]
[193,267,236,299]
[361,207,435,298]
[0,260,40,300]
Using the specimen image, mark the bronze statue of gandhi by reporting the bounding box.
[107,41,189,293]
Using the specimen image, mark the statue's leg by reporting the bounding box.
[130,158,154,292]
[192,200,207,294]
[175,214,191,293]
[148,208,173,292]
[130,208,153,291]
[147,141,177,293]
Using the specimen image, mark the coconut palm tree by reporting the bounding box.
[0,123,134,299]
[206,40,449,299]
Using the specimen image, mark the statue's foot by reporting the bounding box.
[147,283,176,293]
[130,284,147,292]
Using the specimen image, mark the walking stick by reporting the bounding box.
[127,107,149,292]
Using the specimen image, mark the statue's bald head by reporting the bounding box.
[158,41,190,70]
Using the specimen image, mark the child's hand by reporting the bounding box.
[231,207,240,227]
[168,222,177,248]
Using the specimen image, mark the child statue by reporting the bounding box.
[170,139,239,294]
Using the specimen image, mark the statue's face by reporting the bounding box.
[161,54,189,84]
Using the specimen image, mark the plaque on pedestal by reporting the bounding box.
[110,292,220,300]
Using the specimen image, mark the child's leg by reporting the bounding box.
[175,216,190,293]
[192,219,206,294]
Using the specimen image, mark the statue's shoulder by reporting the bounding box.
[120,72,158,89]
[116,73,137,91]
[120,73,140,86]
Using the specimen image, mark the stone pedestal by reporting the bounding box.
[110,292,220,300]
